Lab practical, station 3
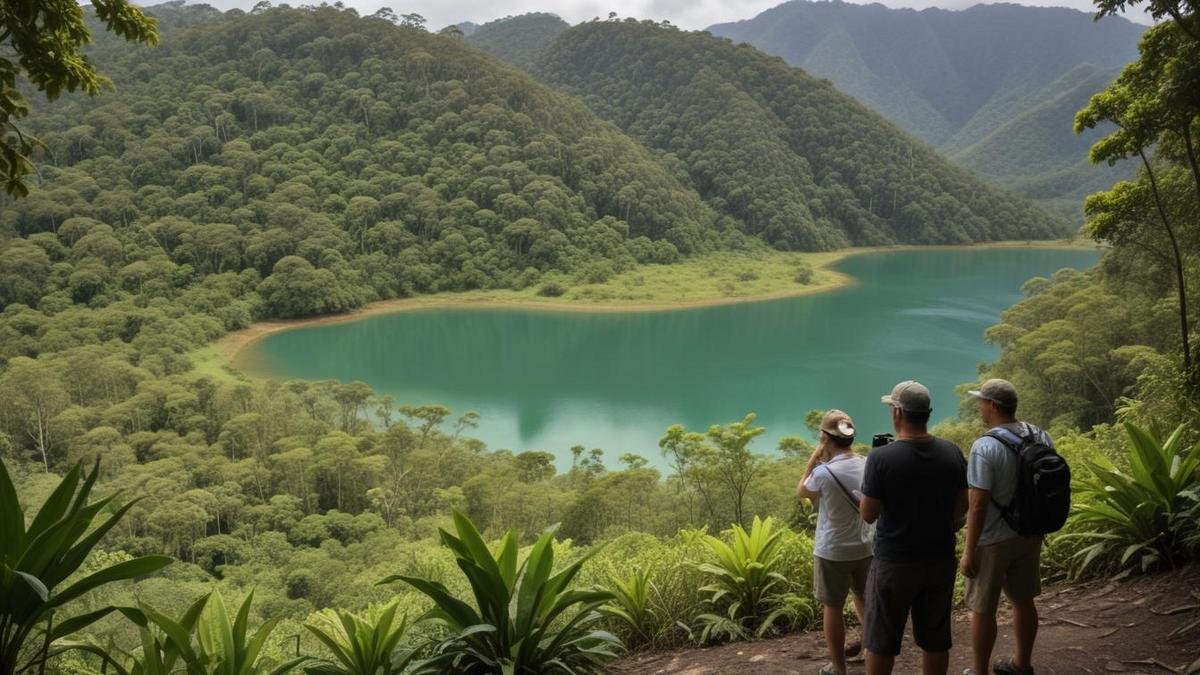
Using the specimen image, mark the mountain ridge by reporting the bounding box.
[533,19,1070,249]
[707,0,1144,219]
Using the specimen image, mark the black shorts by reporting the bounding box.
[864,556,956,656]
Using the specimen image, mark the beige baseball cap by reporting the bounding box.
[881,380,932,413]
[820,409,856,440]
[968,378,1018,409]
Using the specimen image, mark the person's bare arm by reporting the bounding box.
[795,449,823,499]
[959,488,984,577]
[860,495,881,524]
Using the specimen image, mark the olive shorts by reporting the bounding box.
[814,555,872,607]
[964,535,1043,615]
[864,556,956,656]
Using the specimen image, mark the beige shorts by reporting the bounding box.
[964,535,1043,615]
[814,555,872,607]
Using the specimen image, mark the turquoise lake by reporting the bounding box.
[240,248,1099,467]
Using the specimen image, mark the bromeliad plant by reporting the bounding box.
[1068,423,1200,575]
[694,516,812,643]
[190,590,308,675]
[303,599,418,675]
[52,594,210,675]
[0,458,172,674]
[54,591,307,675]
[601,568,656,648]
[382,510,621,673]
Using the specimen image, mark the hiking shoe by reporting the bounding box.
[993,657,1034,675]
[844,640,862,659]
[818,664,846,675]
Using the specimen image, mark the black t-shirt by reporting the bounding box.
[862,436,967,562]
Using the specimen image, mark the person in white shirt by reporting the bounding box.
[797,409,873,675]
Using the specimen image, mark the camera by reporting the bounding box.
[872,433,895,448]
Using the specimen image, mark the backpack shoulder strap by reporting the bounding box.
[984,426,1026,454]
[822,464,861,513]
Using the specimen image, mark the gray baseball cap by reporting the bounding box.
[968,378,1018,409]
[881,380,932,413]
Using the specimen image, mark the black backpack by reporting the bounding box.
[985,423,1071,536]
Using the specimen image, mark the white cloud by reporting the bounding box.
[172,0,1152,31]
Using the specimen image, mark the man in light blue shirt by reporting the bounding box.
[960,379,1051,675]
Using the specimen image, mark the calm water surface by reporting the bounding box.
[241,248,1098,466]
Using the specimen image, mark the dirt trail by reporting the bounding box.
[614,567,1200,675]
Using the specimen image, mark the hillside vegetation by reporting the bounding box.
[466,12,570,69]
[3,3,726,325]
[708,0,1145,219]
[534,19,1069,249]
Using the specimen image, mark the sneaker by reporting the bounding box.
[993,657,1034,675]
[818,664,847,675]
[963,670,977,675]
[844,640,862,659]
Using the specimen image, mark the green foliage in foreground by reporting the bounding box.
[0,459,171,674]
[384,510,620,674]
[1067,423,1200,575]
[62,590,307,675]
[303,599,417,675]
[694,516,813,643]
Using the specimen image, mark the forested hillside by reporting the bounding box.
[2,2,726,325]
[466,12,570,69]
[534,19,1069,250]
[708,1,1145,220]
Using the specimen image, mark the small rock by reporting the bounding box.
[749,655,766,663]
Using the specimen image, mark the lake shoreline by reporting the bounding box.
[215,240,1096,368]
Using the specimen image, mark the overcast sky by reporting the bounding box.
[180,0,1151,32]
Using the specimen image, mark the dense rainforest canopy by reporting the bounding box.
[533,19,1070,250]
[465,12,570,70]
[2,2,725,323]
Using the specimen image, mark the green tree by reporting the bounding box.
[1,0,158,196]
[1076,22,1200,378]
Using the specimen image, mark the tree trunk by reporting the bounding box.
[1140,150,1192,376]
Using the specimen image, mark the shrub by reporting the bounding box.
[579,531,707,649]
[1065,423,1200,576]
[793,266,814,285]
[601,568,655,648]
[383,510,621,673]
[693,516,814,643]
[304,599,418,674]
[537,281,566,297]
[56,591,309,675]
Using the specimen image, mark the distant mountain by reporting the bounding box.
[708,1,1145,220]
[454,21,479,36]
[534,20,1069,249]
[466,13,570,69]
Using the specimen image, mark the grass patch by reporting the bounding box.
[551,249,841,305]
[188,345,247,383]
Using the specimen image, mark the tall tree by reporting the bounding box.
[1076,22,1200,378]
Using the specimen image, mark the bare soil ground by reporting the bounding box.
[614,566,1200,675]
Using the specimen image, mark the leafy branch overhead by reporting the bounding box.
[0,0,158,197]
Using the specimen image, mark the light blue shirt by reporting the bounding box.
[967,422,1053,546]
[804,453,873,561]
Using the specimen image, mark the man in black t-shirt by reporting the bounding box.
[860,380,968,675]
